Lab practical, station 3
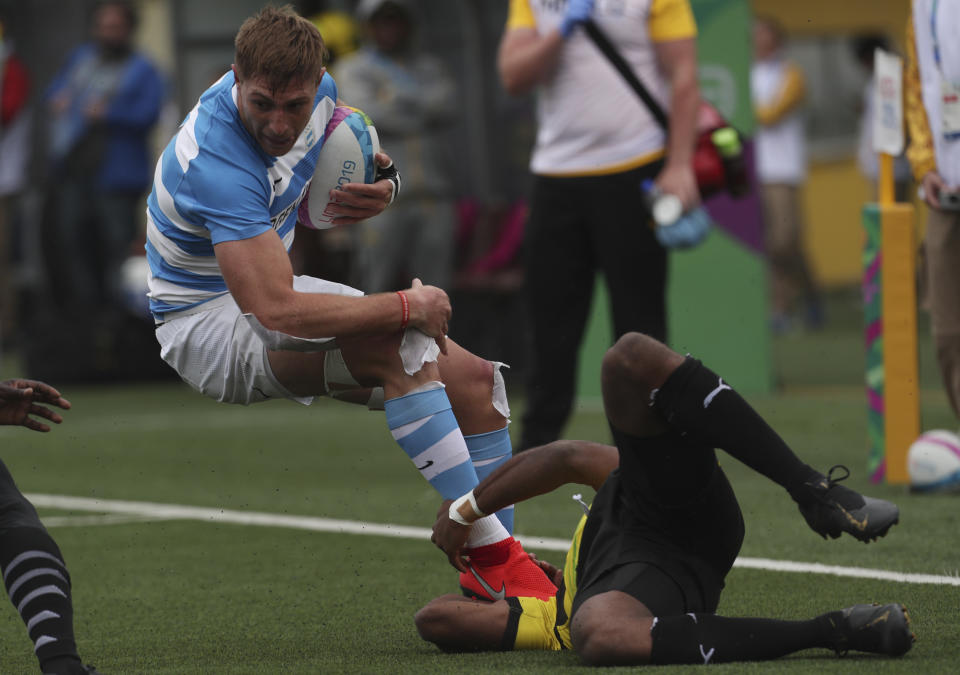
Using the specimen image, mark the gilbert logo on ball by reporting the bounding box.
[907,429,960,493]
[298,106,380,229]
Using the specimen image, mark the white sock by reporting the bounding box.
[465,514,510,549]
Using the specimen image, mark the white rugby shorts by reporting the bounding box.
[155,275,361,405]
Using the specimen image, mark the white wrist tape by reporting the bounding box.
[467,489,486,518]
[448,490,486,525]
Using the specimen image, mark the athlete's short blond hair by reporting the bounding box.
[234,5,326,90]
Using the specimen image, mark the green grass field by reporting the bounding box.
[1,290,959,673]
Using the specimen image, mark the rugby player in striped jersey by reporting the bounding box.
[146,6,554,602]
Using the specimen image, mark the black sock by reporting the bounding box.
[0,527,82,673]
[650,612,834,664]
[652,357,821,495]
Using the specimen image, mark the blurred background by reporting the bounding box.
[0,0,926,396]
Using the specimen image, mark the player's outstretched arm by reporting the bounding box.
[0,379,71,432]
[474,440,617,507]
[432,441,617,570]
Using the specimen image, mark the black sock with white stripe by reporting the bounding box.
[1,527,82,675]
[652,357,821,494]
[649,612,833,664]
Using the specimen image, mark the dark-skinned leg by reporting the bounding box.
[571,592,656,666]
[1,461,88,675]
[602,332,816,487]
[572,592,912,665]
[602,333,901,542]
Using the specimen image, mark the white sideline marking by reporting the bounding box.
[27,493,960,587]
[39,514,178,528]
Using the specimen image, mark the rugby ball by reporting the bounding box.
[298,106,380,229]
[907,429,960,493]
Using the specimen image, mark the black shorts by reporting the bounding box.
[572,559,691,618]
[572,430,744,618]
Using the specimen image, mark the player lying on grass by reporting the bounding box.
[146,5,553,600]
[0,379,102,675]
[417,333,913,664]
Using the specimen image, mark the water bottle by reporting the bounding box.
[641,179,683,226]
[640,180,712,249]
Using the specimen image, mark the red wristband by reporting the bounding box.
[396,291,410,330]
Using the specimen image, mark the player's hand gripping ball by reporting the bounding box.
[298,106,380,229]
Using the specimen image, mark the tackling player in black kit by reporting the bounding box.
[418,333,913,665]
[1,379,102,674]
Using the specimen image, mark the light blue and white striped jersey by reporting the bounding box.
[146,70,337,321]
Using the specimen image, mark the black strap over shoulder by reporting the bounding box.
[583,19,670,130]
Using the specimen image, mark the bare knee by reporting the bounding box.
[571,592,654,666]
[414,599,450,645]
[442,352,494,409]
[443,348,494,392]
[600,334,681,434]
[439,344,506,434]
[602,333,681,391]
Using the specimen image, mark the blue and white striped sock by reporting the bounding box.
[385,384,508,548]
[465,426,515,533]
[385,384,481,501]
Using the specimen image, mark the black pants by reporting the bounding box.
[520,162,667,450]
[49,179,142,311]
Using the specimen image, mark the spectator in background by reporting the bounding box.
[0,17,30,350]
[853,34,912,202]
[751,16,823,335]
[0,378,101,675]
[498,0,701,451]
[335,0,458,293]
[905,0,960,420]
[43,0,163,318]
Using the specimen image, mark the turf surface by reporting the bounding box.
[1,291,958,673]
